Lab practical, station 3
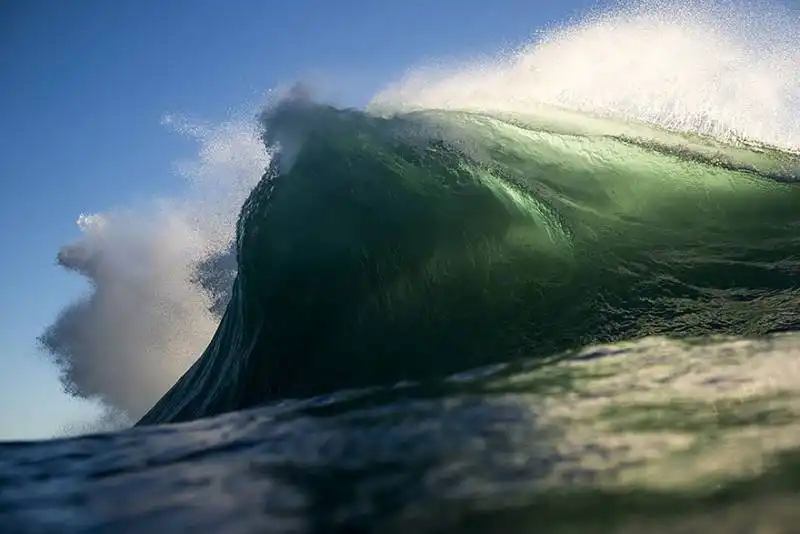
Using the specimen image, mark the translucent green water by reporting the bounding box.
[138,103,799,426]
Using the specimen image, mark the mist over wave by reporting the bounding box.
[39,118,270,423]
[39,0,800,428]
[371,0,800,148]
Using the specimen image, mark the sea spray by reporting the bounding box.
[39,118,270,422]
[371,0,800,148]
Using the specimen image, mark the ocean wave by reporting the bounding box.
[138,101,800,425]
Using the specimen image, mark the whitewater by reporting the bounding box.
[3,1,800,532]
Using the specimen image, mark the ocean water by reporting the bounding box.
[5,1,800,532]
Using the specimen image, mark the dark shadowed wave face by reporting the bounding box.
[137,100,800,426]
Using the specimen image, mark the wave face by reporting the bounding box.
[137,96,800,424]
[133,1,800,425]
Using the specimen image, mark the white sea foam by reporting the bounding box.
[371,0,800,148]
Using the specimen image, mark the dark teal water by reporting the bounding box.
[4,334,800,533]
[139,101,800,425]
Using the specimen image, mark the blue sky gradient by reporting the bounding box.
[0,0,598,440]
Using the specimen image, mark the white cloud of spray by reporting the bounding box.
[39,116,271,424]
[370,0,800,149]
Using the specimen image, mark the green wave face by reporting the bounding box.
[138,103,800,425]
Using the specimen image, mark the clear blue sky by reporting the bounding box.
[0,0,597,441]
